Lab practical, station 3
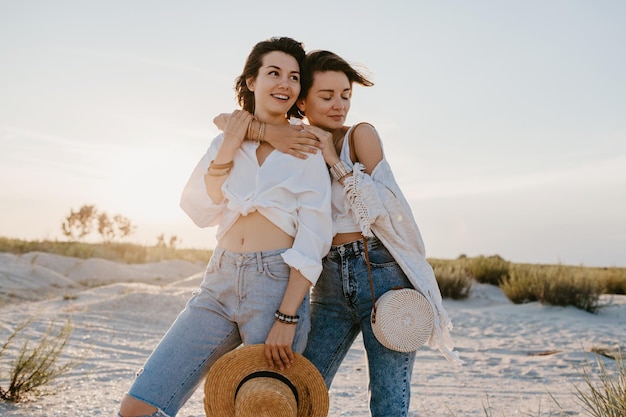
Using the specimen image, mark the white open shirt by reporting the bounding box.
[180,133,332,285]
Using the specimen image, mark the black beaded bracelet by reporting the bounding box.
[274,310,300,324]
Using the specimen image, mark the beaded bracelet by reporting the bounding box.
[274,310,300,325]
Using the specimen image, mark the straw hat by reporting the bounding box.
[204,344,329,417]
[371,288,434,352]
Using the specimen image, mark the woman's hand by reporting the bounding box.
[302,124,340,166]
[213,113,230,131]
[264,269,310,370]
[264,124,323,159]
[222,110,252,149]
[264,322,297,370]
[212,112,323,159]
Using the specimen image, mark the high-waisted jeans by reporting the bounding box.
[124,247,310,417]
[303,236,416,417]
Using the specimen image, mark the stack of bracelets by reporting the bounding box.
[247,118,266,142]
[329,160,352,181]
[206,160,233,176]
[274,310,300,325]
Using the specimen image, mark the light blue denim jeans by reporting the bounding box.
[303,236,416,417]
[124,247,310,417]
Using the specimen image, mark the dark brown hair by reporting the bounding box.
[300,50,374,99]
[235,37,306,119]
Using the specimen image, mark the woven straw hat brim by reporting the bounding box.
[204,344,329,417]
[372,288,434,352]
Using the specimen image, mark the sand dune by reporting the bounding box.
[1,252,624,416]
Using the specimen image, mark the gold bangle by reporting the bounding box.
[206,169,231,177]
[247,118,257,141]
[259,122,266,142]
[209,160,234,170]
[256,120,263,141]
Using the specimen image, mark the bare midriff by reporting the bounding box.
[219,210,294,252]
[332,231,364,246]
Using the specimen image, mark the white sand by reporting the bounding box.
[1,252,624,416]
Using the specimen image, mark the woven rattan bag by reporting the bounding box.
[347,123,434,352]
[370,286,434,352]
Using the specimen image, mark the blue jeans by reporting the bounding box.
[303,236,416,417]
[125,247,310,417]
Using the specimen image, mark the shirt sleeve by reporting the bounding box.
[281,153,333,285]
[179,134,228,227]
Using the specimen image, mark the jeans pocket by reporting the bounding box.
[263,261,290,281]
[362,245,397,268]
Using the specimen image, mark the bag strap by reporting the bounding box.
[362,236,378,323]
[351,123,377,321]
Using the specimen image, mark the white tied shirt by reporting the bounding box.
[180,133,332,285]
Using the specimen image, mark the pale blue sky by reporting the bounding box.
[1,1,625,266]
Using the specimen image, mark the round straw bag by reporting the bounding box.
[371,288,434,352]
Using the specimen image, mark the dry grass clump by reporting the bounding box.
[540,265,602,313]
[0,236,211,264]
[465,255,511,286]
[427,254,625,309]
[0,318,75,402]
[574,349,626,417]
[432,262,472,300]
[499,264,542,304]
[596,268,626,295]
[501,264,603,313]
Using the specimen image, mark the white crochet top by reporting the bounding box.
[330,125,362,235]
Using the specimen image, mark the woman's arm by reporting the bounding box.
[264,154,332,369]
[203,110,250,203]
[214,112,323,159]
[339,124,388,235]
[264,270,311,370]
[350,123,384,174]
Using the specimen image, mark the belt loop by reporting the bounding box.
[256,251,263,273]
[352,240,360,256]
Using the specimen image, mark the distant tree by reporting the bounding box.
[97,212,115,242]
[61,205,97,241]
[61,204,136,242]
[156,233,166,248]
[156,234,180,249]
[113,214,135,240]
[168,235,179,249]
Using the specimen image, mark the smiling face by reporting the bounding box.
[297,71,351,131]
[246,51,301,124]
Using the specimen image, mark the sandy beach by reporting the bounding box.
[1,251,624,416]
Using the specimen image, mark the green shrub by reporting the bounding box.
[466,255,510,286]
[0,317,75,402]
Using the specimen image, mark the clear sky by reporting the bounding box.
[1,1,625,267]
